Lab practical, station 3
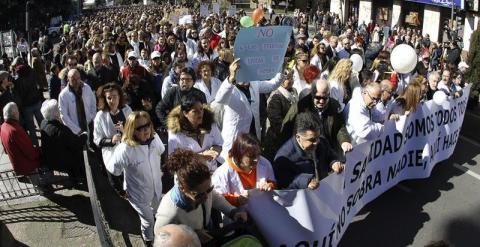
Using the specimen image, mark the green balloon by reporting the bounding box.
[240,16,254,28]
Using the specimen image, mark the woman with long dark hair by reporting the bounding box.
[192,37,218,70]
[167,95,223,172]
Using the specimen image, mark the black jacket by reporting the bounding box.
[155,87,206,127]
[48,74,61,100]
[40,119,84,172]
[213,58,229,82]
[446,47,461,65]
[281,95,351,154]
[273,137,342,189]
[14,65,42,107]
[86,66,118,91]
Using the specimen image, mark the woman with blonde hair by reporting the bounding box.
[389,81,423,120]
[328,59,353,112]
[107,111,165,246]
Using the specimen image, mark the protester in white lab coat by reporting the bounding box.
[371,79,396,123]
[93,83,132,163]
[194,61,222,103]
[167,96,223,172]
[213,59,283,159]
[292,52,310,97]
[58,69,97,135]
[107,111,164,245]
[328,59,353,112]
[93,83,132,196]
[191,37,218,70]
[346,82,384,145]
[212,133,276,207]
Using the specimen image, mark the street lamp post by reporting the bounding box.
[26,1,31,50]
[451,0,455,30]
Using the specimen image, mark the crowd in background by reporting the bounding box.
[0,3,471,246]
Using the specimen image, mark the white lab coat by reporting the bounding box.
[345,92,384,145]
[194,77,223,104]
[161,75,177,99]
[93,106,133,164]
[214,73,283,158]
[58,83,97,134]
[292,67,310,98]
[191,51,218,70]
[310,54,324,71]
[329,79,346,112]
[168,124,223,172]
[185,38,198,61]
[373,99,393,123]
[212,156,275,196]
[106,134,165,204]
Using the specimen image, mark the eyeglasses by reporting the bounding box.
[135,122,151,132]
[313,95,329,101]
[128,57,136,60]
[191,185,214,200]
[366,91,380,103]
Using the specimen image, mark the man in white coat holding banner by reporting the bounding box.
[346,82,384,145]
[214,58,284,159]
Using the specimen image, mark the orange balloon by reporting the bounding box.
[252,8,265,24]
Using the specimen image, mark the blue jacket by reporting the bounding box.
[273,137,342,189]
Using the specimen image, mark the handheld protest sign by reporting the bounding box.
[228,5,236,17]
[233,26,293,82]
[212,3,220,15]
[200,3,209,17]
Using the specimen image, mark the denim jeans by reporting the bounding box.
[22,102,44,147]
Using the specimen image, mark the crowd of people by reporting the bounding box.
[0,3,471,246]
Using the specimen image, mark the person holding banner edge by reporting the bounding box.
[274,112,345,190]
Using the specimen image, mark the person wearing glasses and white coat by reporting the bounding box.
[345,82,384,145]
[107,111,164,246]
[213,58,284,159]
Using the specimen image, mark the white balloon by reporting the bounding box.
[433,91,447,105]
[390,44,417,74]
[350,54,363,72]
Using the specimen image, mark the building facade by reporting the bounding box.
[328,0,479,51]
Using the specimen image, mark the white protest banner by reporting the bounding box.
[200,3,209,17]
[213,3,220,15]
[247,87,470,247]
[233,26,292,82]
[228,5,236,17]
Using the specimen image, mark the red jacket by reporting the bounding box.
[0,120,40,175]
[210,34,222,50]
